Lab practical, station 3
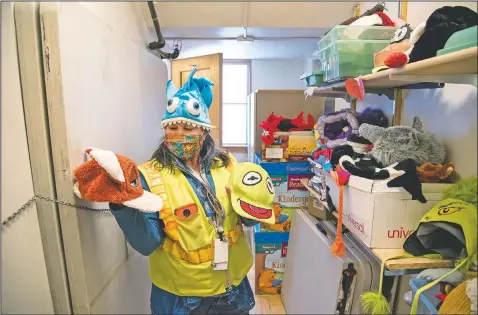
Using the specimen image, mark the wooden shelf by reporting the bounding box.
[300,178,454,271]
[306,46,478,99]
[372,248,454,271]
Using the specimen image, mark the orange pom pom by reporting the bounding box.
[331,239,346,257]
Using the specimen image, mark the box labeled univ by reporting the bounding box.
[327,175,452,248]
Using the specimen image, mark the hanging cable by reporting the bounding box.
[146,1,181,59]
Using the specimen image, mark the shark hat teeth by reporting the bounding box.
[161,117,215,131]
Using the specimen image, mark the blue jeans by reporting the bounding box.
[190,296,250,314]
[150,278,255,315]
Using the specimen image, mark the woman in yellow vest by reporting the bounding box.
[110,69,257,314]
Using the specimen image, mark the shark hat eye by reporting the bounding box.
[167,97,179,113]
[242,171,262,186]
[266,177,274,194]
[186,99,201,116]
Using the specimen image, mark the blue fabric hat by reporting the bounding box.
[162,68,215,130]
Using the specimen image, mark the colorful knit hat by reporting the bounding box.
[439,278,474,314]
[162,68,215,130]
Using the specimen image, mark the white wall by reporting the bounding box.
[251,59,305,91]
[63,3,168,313]
[176,39,318,60]
[1,2,55,314]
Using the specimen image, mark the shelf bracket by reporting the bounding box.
[365,88,396,100]
[390,73,478,87]
[322,93,353,102]
[392,88,403,125]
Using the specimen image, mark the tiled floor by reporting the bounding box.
[254,296,286,314]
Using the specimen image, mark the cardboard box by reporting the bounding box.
[256,154,311,175]
[327,175,452,249]
[256,155,312,209]
[287,132,317,162]
[270,174,311,208]
[307,196,334,221]
[254,225,289,295]
[261,131,316,162]
[261,132,289,162]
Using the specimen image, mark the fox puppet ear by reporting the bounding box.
[85,147,125,182]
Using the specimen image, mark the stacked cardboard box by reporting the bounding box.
[261,131,317,162]
[254,225,289,295]
[254,155,312,294]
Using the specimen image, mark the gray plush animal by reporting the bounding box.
[359,117,446,167]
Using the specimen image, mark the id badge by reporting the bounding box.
[213,239,229,271]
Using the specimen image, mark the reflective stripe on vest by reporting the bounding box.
[160,223,244,264]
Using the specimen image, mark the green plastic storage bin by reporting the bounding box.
[300,71,324,87]
[315,40,390,61]
[437,25,477,56]
[318,25,396,50]
[323,53,375,83]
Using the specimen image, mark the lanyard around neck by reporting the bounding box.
[183,164,226,240]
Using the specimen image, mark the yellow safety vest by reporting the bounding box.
[138,156,253,297]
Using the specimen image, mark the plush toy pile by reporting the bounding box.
[309,109,455,257]
[385,6,478,69]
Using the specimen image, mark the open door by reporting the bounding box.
[171,54,223,146]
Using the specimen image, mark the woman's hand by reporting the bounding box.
[73,147,163,213]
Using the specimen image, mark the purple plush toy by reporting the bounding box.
[357,108,389,128]
[317,109,360,148]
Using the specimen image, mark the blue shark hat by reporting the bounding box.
[162,68,215,130]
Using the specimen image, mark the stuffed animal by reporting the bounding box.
[260,112,314,146]
[384,22,426,68]
[386,6,478,68]
[357,108,389,128]
[317,109,360,148]
[322,3,387,35]
[442,176,477,208]
[258,269,282,294]
[359,116,446,166]
[73,147,163,212]
[409,6,478,64]
[417,162,455,183]
[373,24,414,72]
[330,144,427,203]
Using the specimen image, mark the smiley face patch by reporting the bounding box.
[229,162,276,224]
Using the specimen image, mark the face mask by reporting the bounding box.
[165,134,202,160]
